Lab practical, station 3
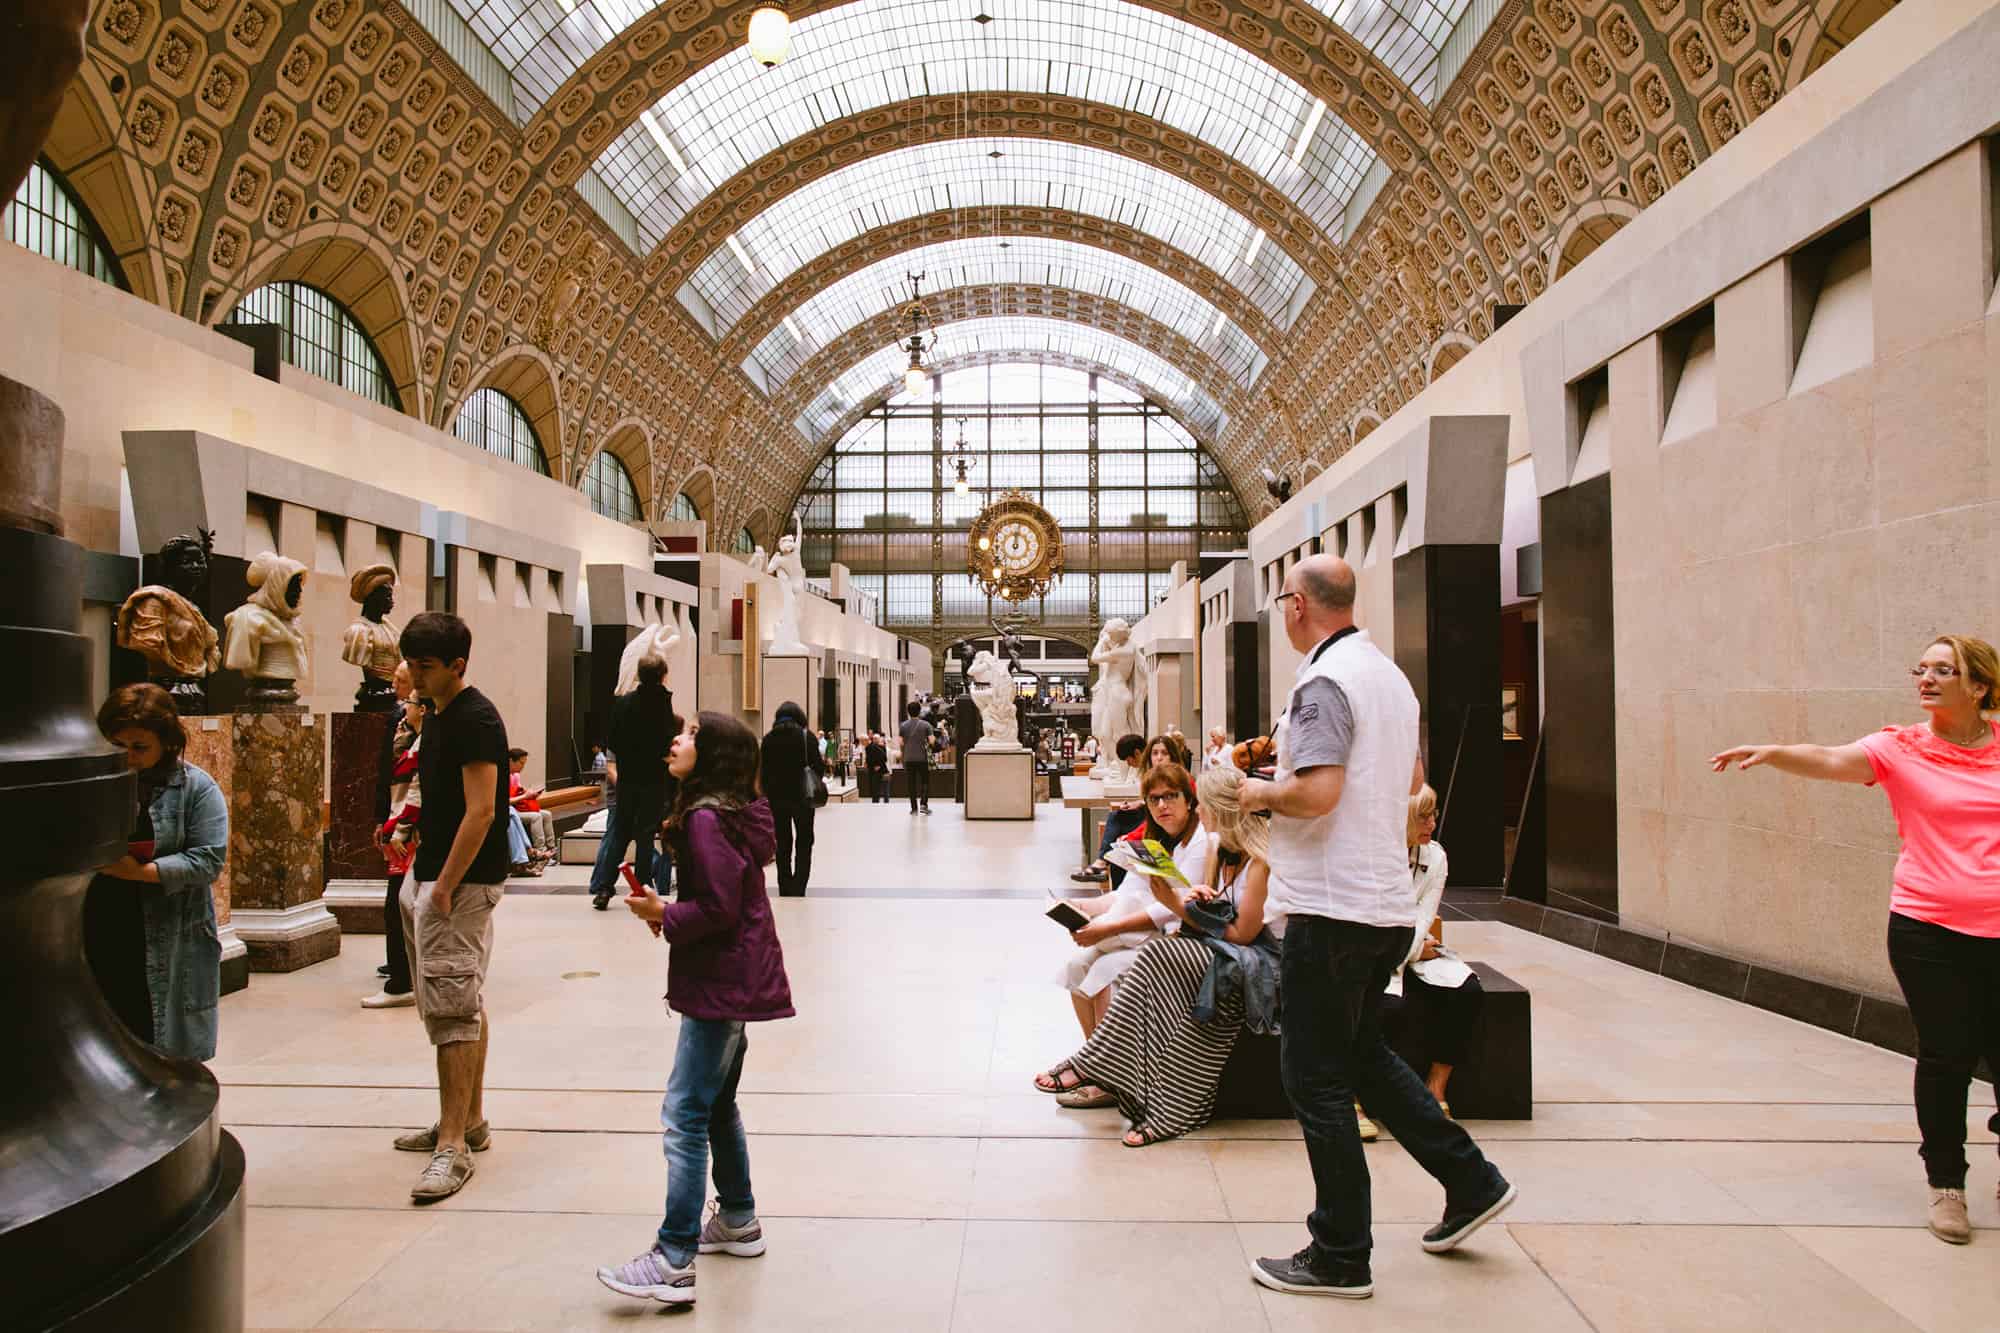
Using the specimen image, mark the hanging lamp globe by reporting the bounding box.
[746,2,791,67]
[904,358,928,396]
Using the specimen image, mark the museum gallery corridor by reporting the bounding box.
[216,804,1996,1332]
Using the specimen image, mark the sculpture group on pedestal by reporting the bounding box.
[745,544,768,574]
[967,650,1023,751]
[116,528,220,713]
[339,563,400,712]
[1089,618,1146,783]
[222,551,309,711]
[766,515,808,656]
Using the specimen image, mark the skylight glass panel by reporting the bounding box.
[1306,0,1476,104]
[796,316,1226,443]
[598,0,1376,253]
[677,138,1313,334]
[445,0,657,121]
[740,236,1264,391]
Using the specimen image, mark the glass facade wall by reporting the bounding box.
[6,159,122,288]
[227,281,401,410]
[453,386,549,473]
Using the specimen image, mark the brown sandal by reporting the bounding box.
[1034,1062,1082,1094]
[1055,1084,1118,1109]
[1122,1124,1175,1147]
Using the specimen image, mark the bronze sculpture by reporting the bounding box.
[115,530,221,713]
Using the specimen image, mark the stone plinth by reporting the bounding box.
[189,711,336,971]
[964,747,1035,820]
[322,711,392,933]
[762,653,815,726]
[181,715,247,993]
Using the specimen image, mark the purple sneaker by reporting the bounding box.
[596,1245,695,1304]
[699,1200,767,1257]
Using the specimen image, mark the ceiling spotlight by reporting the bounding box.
[747,2,791,67]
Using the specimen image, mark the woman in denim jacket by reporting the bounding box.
[91,683,228,1060]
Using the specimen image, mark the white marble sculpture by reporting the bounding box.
[967,650,1023,751]
[745,545,768,574]
[615,619,682,695]
[766,515,808,656]
[222,551,311,708]
[1088,618,1146,781]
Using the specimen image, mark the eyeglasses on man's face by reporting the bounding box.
[1272,590,1302,611]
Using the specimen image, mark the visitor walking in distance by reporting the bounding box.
[589,654,678,911]
[598,712,793,1307]
[1241,554,1515,1298]
[900,701,934,814]
[1713,633,2000,1244]
[865,730,890,802]
[392,612,512,1203]
[760,700,823,897]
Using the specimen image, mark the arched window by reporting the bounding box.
[453,387,549,474]
[225,281,399,409]
[7,158,123,288]
[668,493,700,522]
[734,527,755,554]
[584,448,641,523]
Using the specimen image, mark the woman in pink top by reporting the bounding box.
[1712,634,2000,1246]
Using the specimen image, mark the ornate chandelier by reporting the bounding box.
[947,416,974,495]
[968,490,1065,604]
[900,271,937,395]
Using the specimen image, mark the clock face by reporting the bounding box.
[994,520,1041,571]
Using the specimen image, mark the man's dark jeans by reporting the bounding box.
[588,783,670,896]
[1097,807,1146,886]
[1279,914,1506,1274]
[905,762,930,811]
[381,872,410,993]
[1886,911,2000,1188]
[772,801,815,897]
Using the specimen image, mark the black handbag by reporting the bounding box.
[806,764,829,808]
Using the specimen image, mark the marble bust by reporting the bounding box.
[116,530,221,713]
[340,563,400,712]
[223,551,310,710]
[967,651,1023,751]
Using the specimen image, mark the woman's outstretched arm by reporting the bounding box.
[1709,742,1873,784]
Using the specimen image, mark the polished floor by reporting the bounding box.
[225,802,1999,1331]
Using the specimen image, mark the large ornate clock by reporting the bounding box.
[967,490,1065,604]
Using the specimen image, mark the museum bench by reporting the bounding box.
[1211,962,1532,1121]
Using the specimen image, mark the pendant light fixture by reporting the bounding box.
[746,2,792,67]
[901,271,936,397]
[948,416,974,495]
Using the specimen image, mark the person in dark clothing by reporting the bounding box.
[760,700,823,897]
[865,732,890,802]
[364,661,418,1007]
[590,653,680,911]
[899,701,934,814]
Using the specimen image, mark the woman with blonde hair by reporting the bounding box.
[1378,784,1483,1116]
[1713,634,2000,1245]
[1037,763,1284,1147]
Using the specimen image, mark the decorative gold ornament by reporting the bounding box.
[532,246,597,354]
[967,490,1064,604]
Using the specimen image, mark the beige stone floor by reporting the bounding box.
[227,804,1999,1331]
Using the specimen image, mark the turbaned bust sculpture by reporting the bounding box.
[340,562,399,712]
[116,529,220,713]
[223,551,310,710]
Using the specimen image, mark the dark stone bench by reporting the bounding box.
[1212,962,1532,1121]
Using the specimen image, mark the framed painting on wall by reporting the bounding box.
[1501,683,1523,740]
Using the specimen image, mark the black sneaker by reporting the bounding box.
[1249,1248,1372,1299]
[1421,1180,1518,1253]
[591,892,612,911]
[376,964,391,978]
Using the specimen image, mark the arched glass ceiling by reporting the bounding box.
[594,0,1374,256]
[443,0,1480,131]
[796,315,1226,442]
[681,138,1313,337]
[742,236,1266,392]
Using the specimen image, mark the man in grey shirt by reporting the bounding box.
[898,701,933,815]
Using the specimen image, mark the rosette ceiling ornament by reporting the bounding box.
[968,490,1064,604]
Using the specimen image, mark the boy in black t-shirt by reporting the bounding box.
[394,611,511,1203]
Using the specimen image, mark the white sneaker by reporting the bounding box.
[361,990,415,1009]
[597,1245,696,1304]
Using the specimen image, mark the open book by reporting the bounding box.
[1102,837,1192,887]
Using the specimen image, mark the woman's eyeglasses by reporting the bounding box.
[1910,664,1960,680]
[1145,790,1187,807]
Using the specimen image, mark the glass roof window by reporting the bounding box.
[1306,0,1475,104]
[444,0,658,120]
[595,0,1375,256]
[679,138,1313,336]
[740,236,1266,392]
[796,315,1226,443]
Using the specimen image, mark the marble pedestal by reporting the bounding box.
[964,747,1035,820]
[186,712,336,972]
[762,653,816,725]
[322,711,393,933]
[181,717,247,993]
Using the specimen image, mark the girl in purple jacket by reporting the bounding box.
[598,711,794,1308]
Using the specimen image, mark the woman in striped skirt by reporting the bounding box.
[1047,765,1281,1147]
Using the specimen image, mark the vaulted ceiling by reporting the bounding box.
[48,0,1891,542]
